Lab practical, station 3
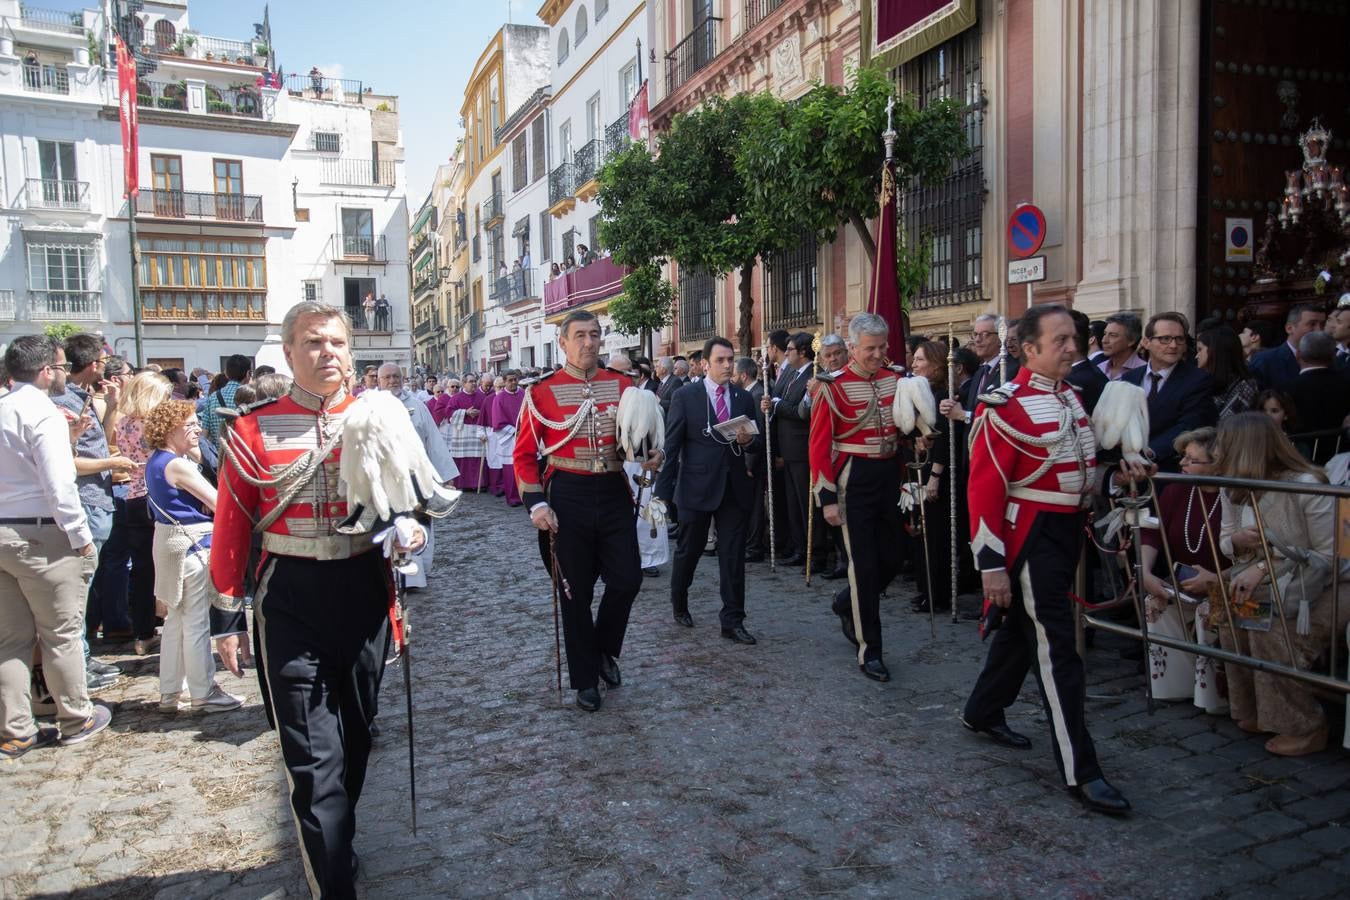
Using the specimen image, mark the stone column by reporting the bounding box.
[1075,0,1201,321]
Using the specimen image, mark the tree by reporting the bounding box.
[597,94,790,354]
[42,323,82,342]
[737,65,968,268]
[607,263,677,357]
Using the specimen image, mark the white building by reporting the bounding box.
[539,0,646,359]
[0,0,410,372]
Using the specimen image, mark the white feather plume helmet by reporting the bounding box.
[1092,380,1150,464]
[339,389,460,525]
[617,386,664,462]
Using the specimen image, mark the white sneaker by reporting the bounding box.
[158,692,184,713]
[191,684,244,714]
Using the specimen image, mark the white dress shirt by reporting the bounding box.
[0,382,92,548]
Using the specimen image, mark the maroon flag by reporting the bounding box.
[867,159,905,359]
[115,37,138,198]
[629,82,649,144]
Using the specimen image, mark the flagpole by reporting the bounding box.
[129,207,143,366]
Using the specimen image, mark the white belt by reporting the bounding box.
[1008,486,1084,508]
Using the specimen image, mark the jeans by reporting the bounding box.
[124,497,158,639]
[89,491,133,634]
[80,504,112,660]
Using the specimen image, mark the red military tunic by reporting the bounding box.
[512,363,627,509]
[211,382,378,602]
[808,362,901,506]
[967,367,1096,572]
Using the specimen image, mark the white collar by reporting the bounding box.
[1147,363,1176,380]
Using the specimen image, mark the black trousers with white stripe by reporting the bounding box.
[962,511,1103,787]
[836,457,903,663]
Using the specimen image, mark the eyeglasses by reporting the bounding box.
[46,361,73,372]
[972,331,997,339]
[1180,456,1212,466]
[1150,335,1187,345]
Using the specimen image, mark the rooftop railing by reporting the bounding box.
[196,36,256,62]
[18,5,82,34]
[283,74,366,104]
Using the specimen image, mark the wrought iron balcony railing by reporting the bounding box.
[283,74,366,104]
[744,0,786,31]
[666,17,722,93]
[483,191,504,224]
[196,35,255,62]
[22,63,68,95]
[605,112,631,160]
[135,189,263,222]
[320,158,397,187]
[331,233,387,261]
[26,179,89,211]
[29,290,102,321]
[573,140,600,189]
[413,271,440,297]
[468,310,485,339]
[548,161,575,207]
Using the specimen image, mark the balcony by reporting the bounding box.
[137,80,185,111]
[666,17,723,93]
[196,36,257,62]
[22,63,68,95]
[573,140,601,202]
[26,179,89,212]
[331,233,387,262]
[140,293,265,321]
[320,158,396,187]
[604,112,631,160]
[18,5,83,34]
[135,81,263,119]
[0,290,14,321]
[413,270,440,297]
[492,268,540,307]
[468,310,485,339]
[29,290,102,321]
[414,317,434,338]
[548,162,576,217]
[453,227,467,258]
[744,0,787,31]
[411,230,432,262]
[543,257,630,317]
[135,189,263,223]
[483,191,505,227]
[283,74,367,105]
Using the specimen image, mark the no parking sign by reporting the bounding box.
[1225,218,1253,262]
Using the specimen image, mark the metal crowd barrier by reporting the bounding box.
[1083,471,1349,712]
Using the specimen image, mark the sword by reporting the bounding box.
[393,561,417,836]
[947,322,959,624]
[909,460,937,639]
[547,531,565,703]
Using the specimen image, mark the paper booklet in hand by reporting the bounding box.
[713,414,759,441]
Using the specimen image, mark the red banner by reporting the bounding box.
[867,160,905,364]
[628,82,649,144]
[115,37,138,199]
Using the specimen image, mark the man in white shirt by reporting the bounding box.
[0,336,112,759]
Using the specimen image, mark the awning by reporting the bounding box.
[411,204,436,235]
[489,352,510,362]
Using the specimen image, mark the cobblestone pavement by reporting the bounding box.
[4,492,1349,899]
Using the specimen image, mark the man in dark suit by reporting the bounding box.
[1279,330,1350,464]
[656,337,763,644]
[736,357,768,562]
[1120,311,1217,472]
[763,330,792,560]
[762,332,816,568]
[1066,309,1108,415]
[656,356,684,415]
[633,357,660,395]
[1250,302,1326,388]
[1327,305,1350,371]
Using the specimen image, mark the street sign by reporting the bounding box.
[1007,204,1047,259]
[1007,255,1047,285]
[1225,217,1253,262]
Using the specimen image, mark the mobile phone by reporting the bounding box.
[1173,563,1199,583]
[79,390,95,419]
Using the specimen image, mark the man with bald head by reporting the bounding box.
[377,363,458,589]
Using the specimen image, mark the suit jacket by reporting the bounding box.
[1122,360,1217,468]
[657,375,684,414]
[1065,358,1108,416]
[1278,367,1350,462]
[655,381,763,513]
[773,364,813,462]
[962,356,1021,410]
[745,381,766,476]
[1250,342,1299,389]
[639,378,660,395]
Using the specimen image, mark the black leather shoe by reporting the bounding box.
[721,626,757,645]
[576,687,602,712]
[599,653,621,687]
[783,553,805,566]
[825,566,848,580]
[643,566,659,578]
[961,718,1032,750]
[860,658,890,682]
[673,609,694,628]
[1070,778,1131,815]
[831,594,858,648]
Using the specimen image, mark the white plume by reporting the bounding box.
[340,390,458,522]
[1092,380,1150,464]
[617,386,664,462]
[892,376,937,435]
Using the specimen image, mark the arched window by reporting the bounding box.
[575,6,588,45]
[558,28,569,65]
[153,19,176,50]
[596,0,609,21]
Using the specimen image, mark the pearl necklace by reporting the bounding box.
[1183,486,1218,555]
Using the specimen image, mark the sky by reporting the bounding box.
[54,0,536,200]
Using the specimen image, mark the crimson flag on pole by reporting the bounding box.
[867,159,904,360]
[115,37,138,199]
[628,82,649,144]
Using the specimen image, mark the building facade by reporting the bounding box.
[0,0,411,371]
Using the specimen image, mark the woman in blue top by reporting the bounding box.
[143,400,243,714]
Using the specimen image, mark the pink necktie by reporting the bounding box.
[715,384,729,424]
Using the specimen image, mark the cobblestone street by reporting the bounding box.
[4,492,1349,899]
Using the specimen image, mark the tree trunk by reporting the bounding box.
[737,261,755,355]
[849,211,878,268]
[640,326,651,360]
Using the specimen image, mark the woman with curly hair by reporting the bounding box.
[143,399,243,713]
[115,372,173,655]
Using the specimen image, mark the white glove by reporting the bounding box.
[897,482,921,513]
[374,516,425,576]
[641,497,669,530]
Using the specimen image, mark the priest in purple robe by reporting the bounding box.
[443,375,486,490]
[490,371,525,507]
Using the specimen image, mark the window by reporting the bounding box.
[620,60,639,105]
[312,132,341,153]
[596,0,609,20]
[588,214,601,255]
[213,159,245,222]
[562,228,576,263]
[679,267,716,342]
[897,25,984,309]
[559,120,572,163]
[341,208,375,255]
[512,134,528,192]
[38,140,76,183]
[558,28,570,65]
[575,6,589,45]
[303,279,322,302]
[153,19,176,50]
[539,212,552,262]
[764,232,819,330]
[137,237,267,320]
[586,93,601,142]
[531,116,546,183]
[150,154,183,216]
[489,74,500,135]
[27,242,97,293]
[475,114,484,163]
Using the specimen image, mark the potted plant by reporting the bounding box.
[183,34,199,59]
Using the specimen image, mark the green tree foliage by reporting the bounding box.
[42,323,82,342]
[737,66,968,267]
[607,263,677,355]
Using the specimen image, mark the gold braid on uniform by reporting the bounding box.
[220,420,345,532]
[521,387,596,456]
[973,403,1084,492]
[820,381,881,440]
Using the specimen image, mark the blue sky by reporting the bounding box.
[54,0,533,199]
